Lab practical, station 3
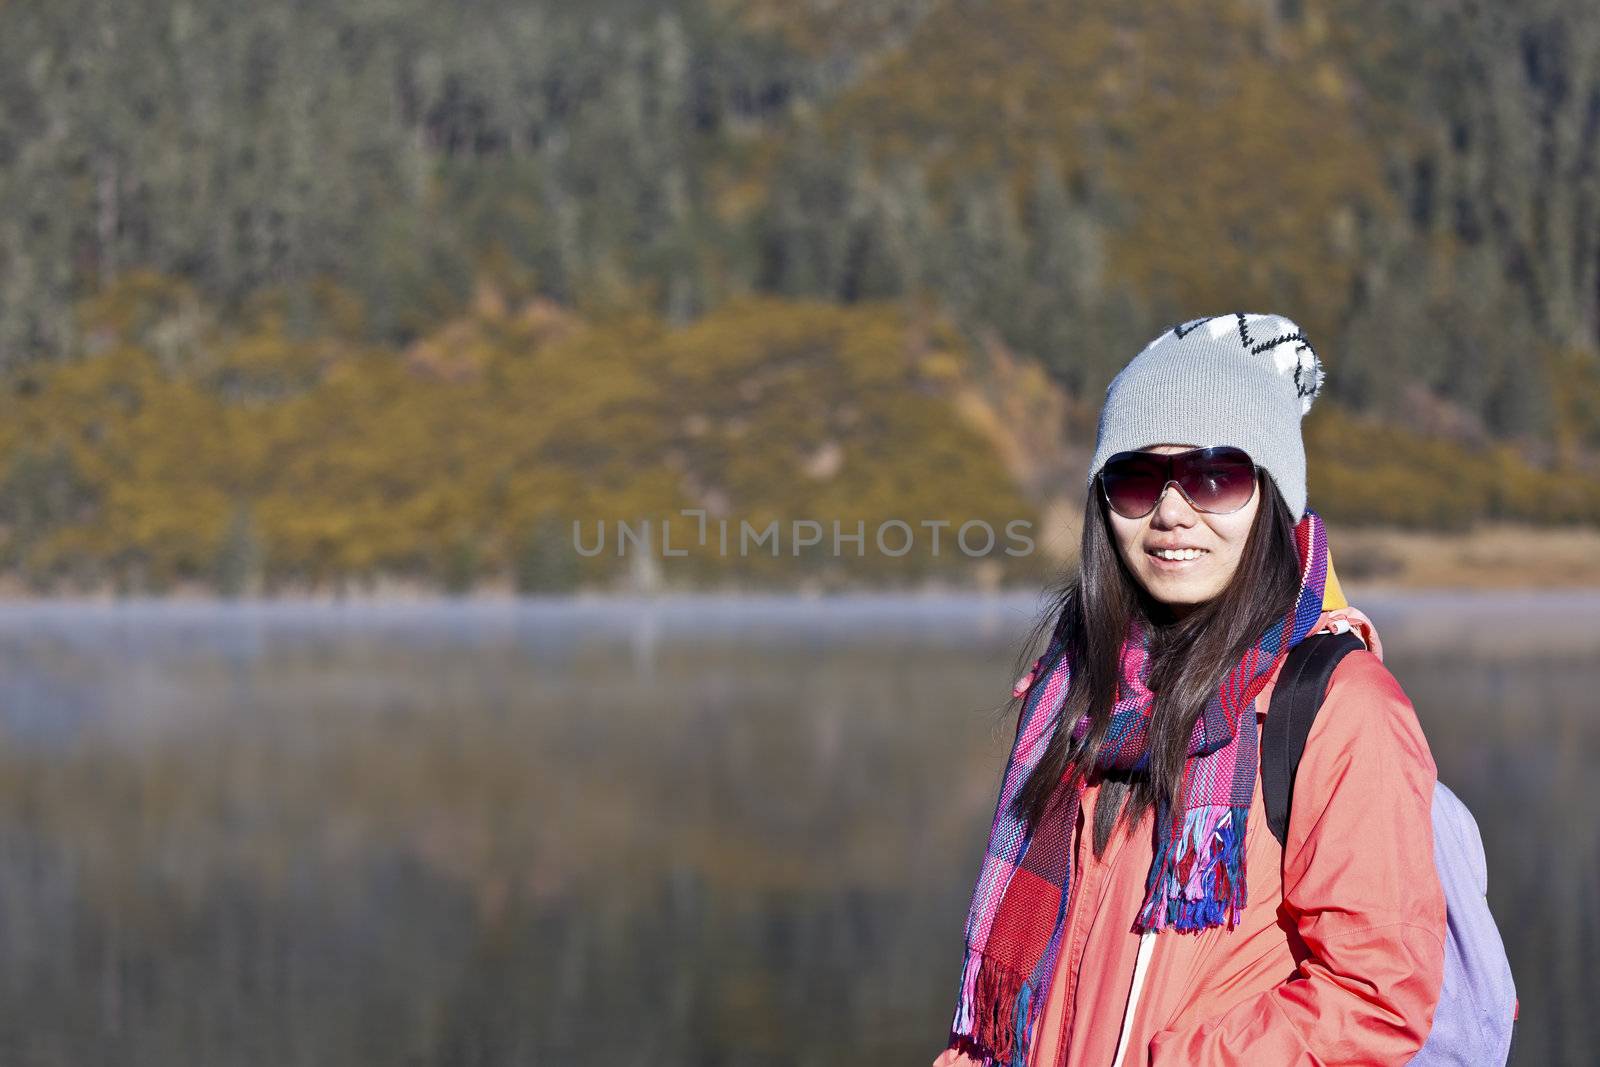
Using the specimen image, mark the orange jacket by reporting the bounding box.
[1020,562,1447,1066]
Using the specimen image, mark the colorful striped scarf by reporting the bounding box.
[947,508,1332,1066]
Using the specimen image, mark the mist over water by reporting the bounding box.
[0,591,1592,1066]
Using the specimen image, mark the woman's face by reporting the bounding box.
[1104,443,1260,618]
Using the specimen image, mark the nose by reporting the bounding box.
[1150,480,1198,525]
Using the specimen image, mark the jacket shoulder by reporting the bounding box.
[1307,647,1436,782]
[1324,645,1398,699]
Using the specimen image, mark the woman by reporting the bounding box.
[934,314,1446,1066]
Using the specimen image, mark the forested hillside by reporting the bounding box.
[2,0,1597,593]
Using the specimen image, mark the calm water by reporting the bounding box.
[0,591,1593,1066]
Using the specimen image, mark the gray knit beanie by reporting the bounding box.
[1086,313,1325,523]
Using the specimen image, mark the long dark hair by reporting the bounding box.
[1004,468,1303,858]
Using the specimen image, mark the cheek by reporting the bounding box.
[1212,501,1259,555]
[1109,518,1148,563]
[1220,518,1254,550]
[1212,526,1254,576]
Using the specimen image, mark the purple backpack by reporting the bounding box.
[1262,630,1519,1065]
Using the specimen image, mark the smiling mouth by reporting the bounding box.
[1146,547,1209,564]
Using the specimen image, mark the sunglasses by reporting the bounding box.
[1097,446,1258,519]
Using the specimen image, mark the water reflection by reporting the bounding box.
[0,591,1591,1065]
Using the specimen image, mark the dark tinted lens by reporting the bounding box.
[1099,453,1169,518]
[1174,447,1256,513]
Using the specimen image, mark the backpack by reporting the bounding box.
[1261,629,1520,1066]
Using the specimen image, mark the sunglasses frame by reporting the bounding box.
[1096,445,1260,520]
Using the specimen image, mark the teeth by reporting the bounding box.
[1153,548,1205,561]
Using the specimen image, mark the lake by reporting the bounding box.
[0,590,1593,1066]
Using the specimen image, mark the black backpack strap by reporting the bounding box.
[1260,630,1368,848]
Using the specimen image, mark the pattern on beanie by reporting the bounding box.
[1166,312,1324,415]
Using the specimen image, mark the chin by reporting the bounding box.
[1143,575,1214,607]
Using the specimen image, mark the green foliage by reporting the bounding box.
[1308,403,1600,530]
[513,516,582,594]
[0,0,826,358]
[0,277,1040,593]
[0,0,1596,592]
[214,501,264,598]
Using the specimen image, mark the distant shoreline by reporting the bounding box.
[1,583,1594,663]
[1,521,1596,602]
[1321,520,1600,590]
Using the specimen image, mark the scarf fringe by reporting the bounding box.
[949,947,1040,1066]
[1136,803,1249,933]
